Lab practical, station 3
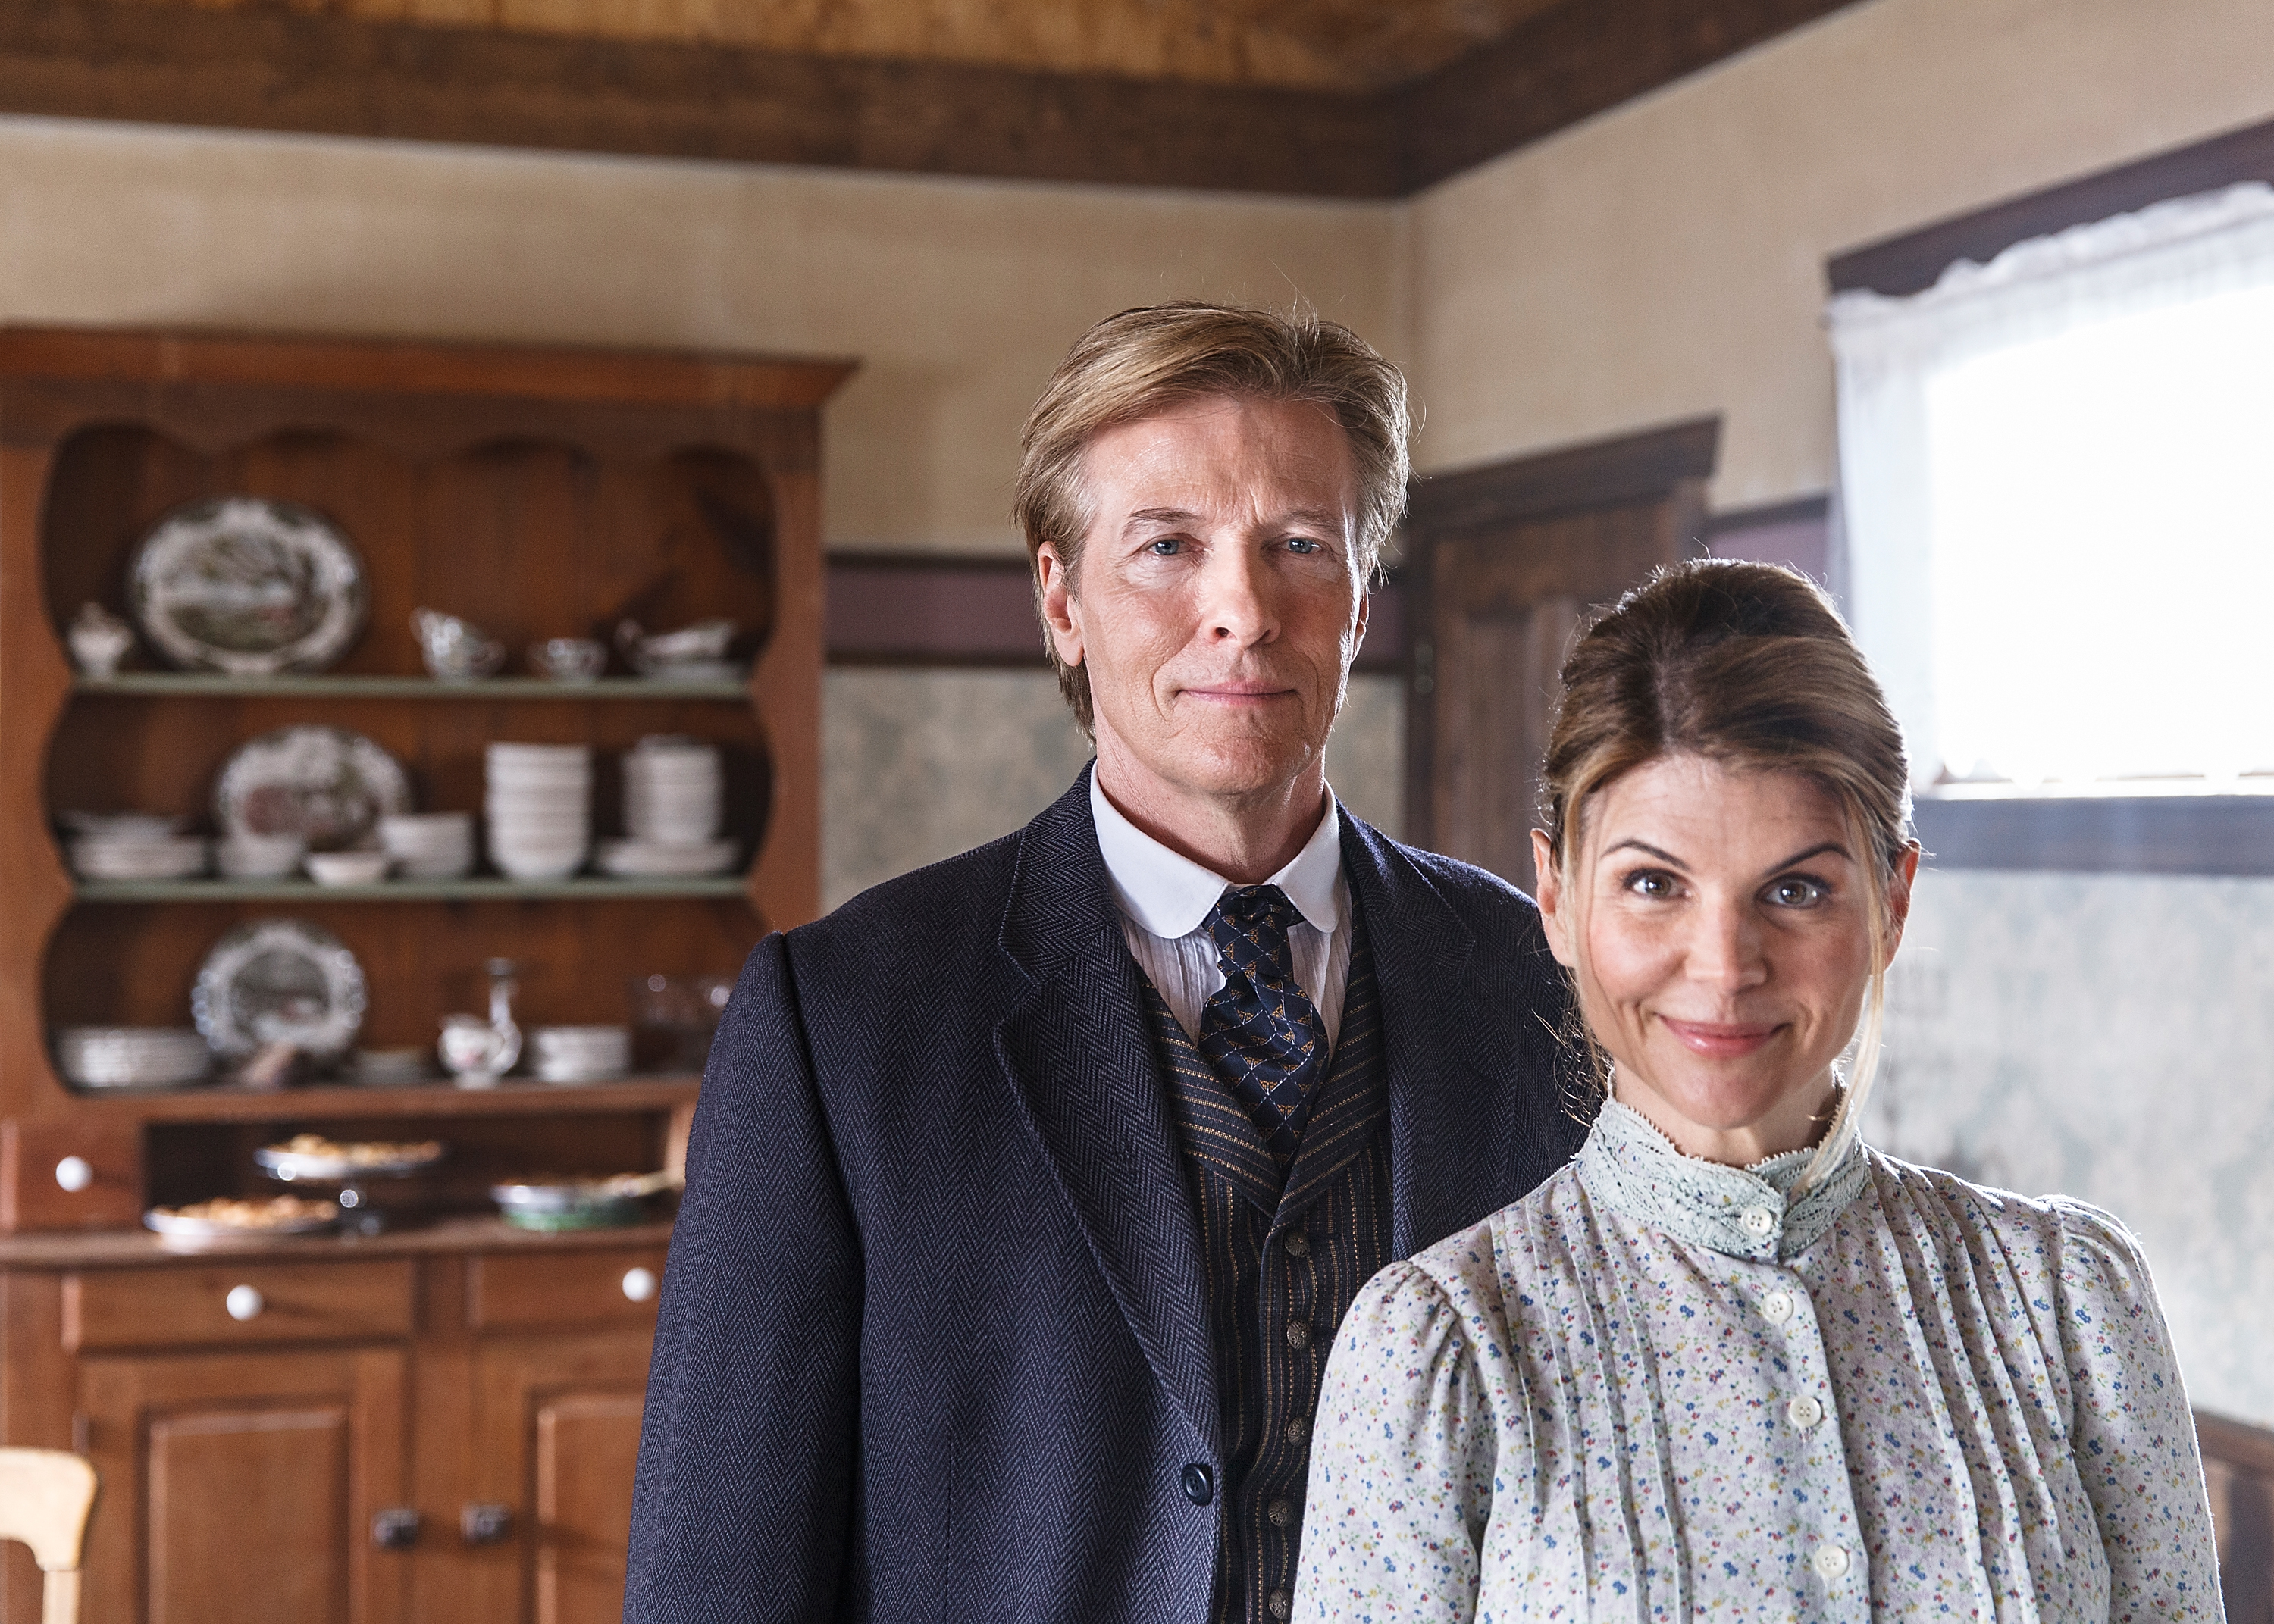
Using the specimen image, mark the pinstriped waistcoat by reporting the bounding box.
[1142,903,1392,1624]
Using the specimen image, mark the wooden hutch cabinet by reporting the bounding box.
[0,327,852,1622]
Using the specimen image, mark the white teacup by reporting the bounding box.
[529,637,607,683]
[437,1015,519,1086]
[218,833,309,880]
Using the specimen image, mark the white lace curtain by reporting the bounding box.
[1828,182,2274,790]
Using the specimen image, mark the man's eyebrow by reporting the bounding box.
[1119,505,1348,534]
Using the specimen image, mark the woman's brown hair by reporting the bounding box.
[1539,558,1915,1188]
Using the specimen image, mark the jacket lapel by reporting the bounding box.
[1340,814,1535,1256]
[994,770,1220,1453]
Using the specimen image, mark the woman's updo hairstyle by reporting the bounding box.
[1539,558,1914,1189]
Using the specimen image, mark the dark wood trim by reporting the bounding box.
[1706,492,1829,536]
[1914,793,2274,877]
[0,1,1395,196]
[2203,1412,2274,1480]
[1828,113,2274,296]
[0,0,1865,199]
[1407,418,1721,536]
[1394,0,1859,192]
[822,549,1408,671]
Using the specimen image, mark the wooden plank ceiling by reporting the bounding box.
[0,0,1862,195]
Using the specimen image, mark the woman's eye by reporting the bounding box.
[1624,870,1677,900]
[1147,538,1185,556]
[1766,878,1828,907]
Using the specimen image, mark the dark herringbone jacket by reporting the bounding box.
[623,770,1583,1622]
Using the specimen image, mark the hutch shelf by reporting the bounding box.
[0,325,852,1624]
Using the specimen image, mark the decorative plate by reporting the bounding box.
[129,496,368,674]
[214,726,410,851]
[191,918,369,1060]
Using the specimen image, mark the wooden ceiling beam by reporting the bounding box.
[0,0,1861,198]
[1394,0,1858,191]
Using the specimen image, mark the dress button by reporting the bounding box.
[1760,1289,1796,1325]
[1787,1394,1825,1430]
[1180,1463,1214,1505]
[1741,1206,1776,1236]
[1268,1497,1295,1529]
[1285,1414,1310,1445]
[1283,1230,1311,1259]
[1814,1544,1851,1581]
[1285,1321,1313,1351]
[1268,1588,1293,1620]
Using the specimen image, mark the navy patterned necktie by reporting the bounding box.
[1196,885,1326,1162]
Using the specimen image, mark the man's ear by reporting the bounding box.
[1036,543,1084,669]
[1530,829,1577,969]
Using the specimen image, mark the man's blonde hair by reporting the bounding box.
[1013,302,1411,732]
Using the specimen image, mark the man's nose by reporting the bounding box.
[1201,545,1278,647]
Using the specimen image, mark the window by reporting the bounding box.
[1830,183,2274,799]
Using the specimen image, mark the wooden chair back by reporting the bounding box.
[0,1449,97,1624]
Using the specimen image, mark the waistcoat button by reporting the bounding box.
[1285,1415,1309,1445]
[1267,1497,1295,1529]
[1180,1463,1214,1506]
[1285,1321,1312,1351]
[1268,1588,1293,1619]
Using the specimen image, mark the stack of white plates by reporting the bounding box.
[606,737,737,878]
[61,814,208,881]
[528,1025,631,1083]
[485,744,590,881]
[54,1027,214,1090]
[378,813,475,880]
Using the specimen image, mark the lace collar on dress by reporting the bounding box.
[1575,1096,1870,1262]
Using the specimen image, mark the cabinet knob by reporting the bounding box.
[621,1267,658,1303]
[53,1156,92,1194]
[371,1508,421,1550]
[224,1284,265,1322]
[461,1502,514,1545]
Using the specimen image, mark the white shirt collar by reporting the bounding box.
[1089,767,1343,941]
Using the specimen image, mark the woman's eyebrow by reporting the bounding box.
[1603,838,1687,868]
[1768,840,1851,870]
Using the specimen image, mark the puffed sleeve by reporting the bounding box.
[1294,1256,1499,1623]
[2050,1200,2225,1623]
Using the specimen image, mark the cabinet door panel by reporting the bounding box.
[79,1347,408,1624]
[149,1407,349,1624]
[535,1394,646,1624]
[468,1334,653,1624]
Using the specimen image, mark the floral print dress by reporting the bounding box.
[1294,1099,2222,1622]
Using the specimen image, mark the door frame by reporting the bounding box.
[1399,417,1720,848]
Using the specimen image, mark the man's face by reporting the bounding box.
[1038,394,1368,812]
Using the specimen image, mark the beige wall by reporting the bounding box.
[1403,0,2274,506]
[0,114,1398,554]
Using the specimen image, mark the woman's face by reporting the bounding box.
[1532,754,1915,1166]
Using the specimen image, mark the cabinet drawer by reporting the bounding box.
[468,1247,669,1333]
[63,1260,415,1351]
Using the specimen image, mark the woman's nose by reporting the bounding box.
[1686,897,1766,991]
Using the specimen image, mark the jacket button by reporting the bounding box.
[1180,1463,1214,1506]
[1283,1229,1311,1259]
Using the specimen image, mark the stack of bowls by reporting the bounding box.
[377,813,476,880]
[54,1027,214,1090]
[485,744,591,881]
[528,1025,631,1083]
[601,737,737,878]
[61,814,209,882]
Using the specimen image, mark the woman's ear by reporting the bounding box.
[1883,840,1922,967]
[1531,829,1578,969]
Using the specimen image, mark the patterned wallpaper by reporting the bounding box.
[1867,870,2274,1429]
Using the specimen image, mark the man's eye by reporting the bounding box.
[1285,537,1322,555]
[1766,878,1828,907]
[1147,538,1185,556]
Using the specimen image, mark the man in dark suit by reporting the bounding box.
[625,303,1581,1622]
